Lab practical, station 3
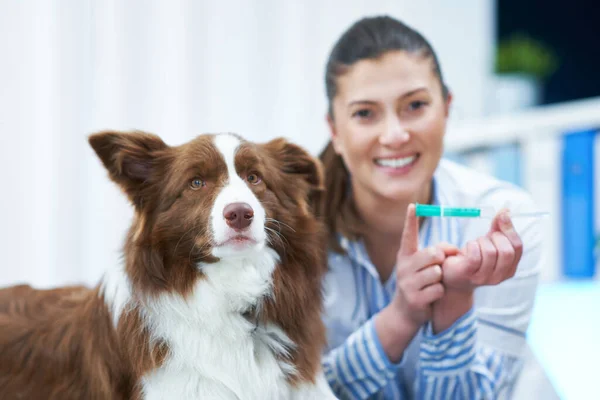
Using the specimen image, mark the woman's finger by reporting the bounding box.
[498,213,523,264]
[489,211,523,264]
[436,242,461,256]
[399,203,420,256]
[489,231,517,284]
[487,208,509,235]
[419,282,445,304]
[408,246,445,273]
[411,264,443,290]
[472,237,496,285]
[463,241,482,276]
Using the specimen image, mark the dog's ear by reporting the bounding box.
[88,130,169,208]
[264,138,325,216]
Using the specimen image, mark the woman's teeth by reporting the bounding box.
[375,155,417,168]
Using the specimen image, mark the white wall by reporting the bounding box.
[394,1,497,122]
[0,0,495,288]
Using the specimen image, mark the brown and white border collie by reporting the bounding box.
[0,131,337,399]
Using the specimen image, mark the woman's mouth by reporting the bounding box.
[374,153,420,175]
[374,154,419,168]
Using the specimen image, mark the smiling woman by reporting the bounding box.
[318,16,543,399]
[328,50,448,212]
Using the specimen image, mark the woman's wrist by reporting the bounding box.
[431,288,474,334]
[374,304,422,363]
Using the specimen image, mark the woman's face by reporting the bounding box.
[328,50,451,204]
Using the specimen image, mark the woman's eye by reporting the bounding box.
[352,109,372,119]
[190,178,206,190]
[246,173,262,185]
[407,100,427,111]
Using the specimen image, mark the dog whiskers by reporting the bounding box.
[265,218,296,233]
[188,228,211,261]
[265,226,289,255]
[173,225,201,257]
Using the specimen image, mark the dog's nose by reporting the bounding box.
[223,202,254,230]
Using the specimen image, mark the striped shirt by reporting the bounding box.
[321,159,543,399]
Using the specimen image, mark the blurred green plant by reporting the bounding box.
[495,33,559,79]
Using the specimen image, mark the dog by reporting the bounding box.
[0,131,337,400]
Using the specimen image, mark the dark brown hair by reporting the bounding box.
[319,16,448,252]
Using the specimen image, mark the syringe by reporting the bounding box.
[415,203,550,219]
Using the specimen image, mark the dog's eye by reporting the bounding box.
[190,178,206,190]
[246,173,261,185]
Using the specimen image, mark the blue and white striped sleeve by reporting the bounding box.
[322,317,405,399]
[417,308,523,399]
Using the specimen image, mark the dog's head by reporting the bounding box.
[89,130,324,290]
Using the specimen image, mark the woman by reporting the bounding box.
[319,16,542,399]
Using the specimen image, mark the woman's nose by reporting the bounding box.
[379,116,410,146]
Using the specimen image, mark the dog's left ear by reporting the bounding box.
[265,138,325,215]
[88,130,169,209]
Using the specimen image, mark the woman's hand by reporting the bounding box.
[390,203,447,327]
[441,210,523,291]
[375,203,448,362]
[431,209,523,333]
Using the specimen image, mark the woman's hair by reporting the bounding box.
[319,16,448,252]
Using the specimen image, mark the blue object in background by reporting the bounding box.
[561,129,597,278]
[445,142,522,187]
[490,142,522,187]
[443,151,464,165]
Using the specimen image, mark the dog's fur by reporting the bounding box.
[0,131,337,399]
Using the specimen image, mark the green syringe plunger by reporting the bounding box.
[414,203,549,219]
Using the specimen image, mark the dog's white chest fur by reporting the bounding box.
[136,248,313,400]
